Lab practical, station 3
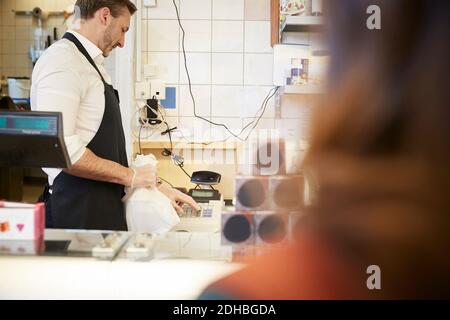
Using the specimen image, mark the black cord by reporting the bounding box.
[158,107,192,180]
[159,177,174,188]
[178,163,192,180]
[173,0,278,142]
[138,124,143,154]
[157,107,174,152]
[240,87,278,135]
[243,87,280,140]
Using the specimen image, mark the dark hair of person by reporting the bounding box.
[75,0,137,19]
[302,0,450,298]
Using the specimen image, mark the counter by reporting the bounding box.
[0,229,244,300]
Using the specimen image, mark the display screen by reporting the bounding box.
[192,190,214,198]
[14,118,51,130]
[0,115,57,136]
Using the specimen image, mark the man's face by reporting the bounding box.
[101,9,131,57]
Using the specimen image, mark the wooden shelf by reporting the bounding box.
[282,16,324,33]
[282,85,326,95]
[134,140,242,152]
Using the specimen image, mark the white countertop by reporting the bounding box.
[0,229,244,300]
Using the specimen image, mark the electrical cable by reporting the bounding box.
[156,104,193,180]
[138,124,143,154]
[158,177,174,188]
[172,0,279,142]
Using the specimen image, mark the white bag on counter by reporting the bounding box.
[123,154,180,234]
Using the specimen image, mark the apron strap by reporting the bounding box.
[63,32,106,83]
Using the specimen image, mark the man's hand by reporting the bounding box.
[158,184,201,215]
[128,164,157,188]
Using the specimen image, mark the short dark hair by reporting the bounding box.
[75,0,137,19]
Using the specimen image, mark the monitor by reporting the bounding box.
[0,111,71,168]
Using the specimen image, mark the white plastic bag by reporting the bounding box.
[123,154,180,234]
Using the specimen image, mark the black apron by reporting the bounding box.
[39,33,128,231]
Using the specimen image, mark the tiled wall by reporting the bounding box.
[0,0,73,83]
[141,0,316,151]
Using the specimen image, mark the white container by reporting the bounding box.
[7,77,31,100]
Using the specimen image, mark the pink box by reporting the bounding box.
[0,202,45,240]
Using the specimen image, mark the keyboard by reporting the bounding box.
[173,200,223,232]
[180,203,214,218]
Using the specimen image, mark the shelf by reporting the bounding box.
[134,140,242,152]
[282,16,324,33]
[282,85,326,95]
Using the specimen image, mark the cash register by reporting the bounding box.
[0,111,71,168]
[173,171,224,232]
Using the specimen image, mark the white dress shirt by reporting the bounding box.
[31,30,112,186]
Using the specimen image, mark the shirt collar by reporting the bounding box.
[67,30,104,64]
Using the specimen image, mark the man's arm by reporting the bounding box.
[65,148,157,188]
[64,148,133,186]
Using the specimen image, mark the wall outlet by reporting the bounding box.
[150,79,166,100]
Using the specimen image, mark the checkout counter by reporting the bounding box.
[0,111,243,299]
[0,111,303,300]
[0,229,243,299]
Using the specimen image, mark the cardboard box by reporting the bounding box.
[0,202,45,240]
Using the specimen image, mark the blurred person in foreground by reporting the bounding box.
[200,0,450,299]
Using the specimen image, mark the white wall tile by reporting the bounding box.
[180,0,212,20]
[212,53,243,85]
[212,0,244,20]
[211,85,244,117]
[165,116,179,128]
[179,85,211,117]
[244,21,272,53]
[211,117,243,133]
[180,52,211,84]
[179,20,211,52]
[244,54,273,85]
[212,21,243,53]
[147,0,180,19]
[178,117,212,139]
[141,20,148,52]
[147,20,180,52]
[148,52,180,83]
[244,0,270,21]
[240,86,276,118]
